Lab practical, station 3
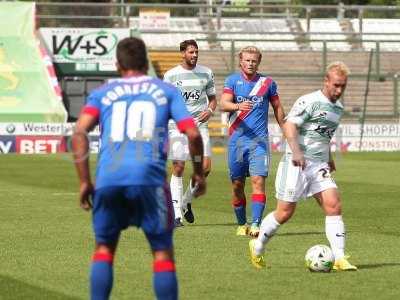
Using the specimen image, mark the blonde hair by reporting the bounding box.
[238,46,262,62]
[325,61,350,77]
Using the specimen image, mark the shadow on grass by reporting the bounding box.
[0,275,81,300]
[357,262,400,270]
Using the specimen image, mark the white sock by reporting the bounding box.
[325,215,345,260]
[170,175,183,219]
[254,212,281,255]
[182,179,194,207]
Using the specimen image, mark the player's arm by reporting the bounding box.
[283,121,305,169]
[269,81,285,128]
[328,150,336,172]
[220,91,252,112]
[187,126,206,197]
[198,70,218,122]
[197,94,217,123]
[284,96,312,169]
[72,112,98,211]
[270,95,285,129]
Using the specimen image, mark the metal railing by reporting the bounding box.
[394,73,400,117]
[33,2,400,119]
[147,36,400,77]
[35,2,400,29]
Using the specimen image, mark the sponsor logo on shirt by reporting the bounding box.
[182,89,201,102]
[236,95,264,106]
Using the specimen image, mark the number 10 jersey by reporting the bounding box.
[82,75,194,189]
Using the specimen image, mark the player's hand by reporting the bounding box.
[238,101,252,111]
[79,181,94,211]
[197,110,212,123]
[328,160,336,172]
[190,173,206,198]
[292,150,306,170]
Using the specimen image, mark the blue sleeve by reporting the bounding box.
[85,89,102,110]
[269,80,279,98]
[168,85,191,123]
[224,74,235,90]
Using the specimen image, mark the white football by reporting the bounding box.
[305,244,334,272]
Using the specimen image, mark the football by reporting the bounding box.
[305,245,334,272]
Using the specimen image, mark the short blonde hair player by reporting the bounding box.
[249,61,357,271]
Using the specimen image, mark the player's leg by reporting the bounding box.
[182,128,211,223]
[169,127,189,227]
[91,186,125,300]
[182,155,211,223]
[314,188,357,271]
[90,242,119,300]
[248,141,270,237]
[249,175,266,237]
[170,160,185,226]
[249,200,297,268]
[249,155,302,268]
[228,141,249,235]
[202,157,211,177]
[231,178,249,235]
[141,186,178,299]
[146,233,178,300]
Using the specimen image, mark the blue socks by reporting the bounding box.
[90,253,178,300]
[251,194,266,226]
[90,252,114,300]
[232,198,247,225]
[153,260,178,300]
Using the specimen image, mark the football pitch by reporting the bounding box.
[1,152,399,300]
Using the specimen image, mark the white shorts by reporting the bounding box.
[168,126,211,161]
[275,156,337,202]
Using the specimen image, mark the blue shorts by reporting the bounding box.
[228,137,270,180]
[92,184,174,251]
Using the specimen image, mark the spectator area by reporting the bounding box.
[299,19,351,51]
[213,18,299,51]
[351,19,400,51]
[132,17,400,53]
[130,17,209,50]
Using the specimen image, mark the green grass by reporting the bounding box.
[1,152,400,300]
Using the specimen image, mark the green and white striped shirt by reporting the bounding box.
[286,90,344,162]
[164,64,216,129]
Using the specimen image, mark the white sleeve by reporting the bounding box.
[163,70,172,83]
[206,70,216,96]
[286,96,311,126]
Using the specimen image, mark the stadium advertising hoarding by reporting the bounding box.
[138,8,170,31]
[39,28,130,72]
[271,123,400,152]
[0,123,99,154]
[334,123,400,152]
[0,123,399,154]
[0,136,16,154]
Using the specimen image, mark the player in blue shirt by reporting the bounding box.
[72,37,206,300]
[220,46,285,237]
